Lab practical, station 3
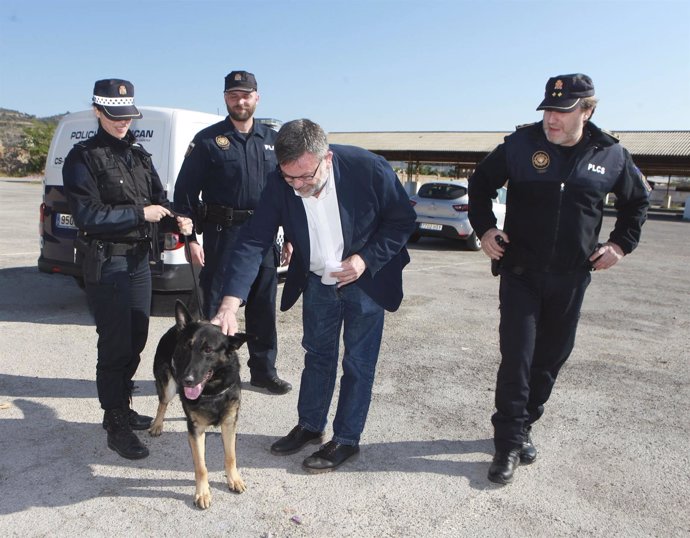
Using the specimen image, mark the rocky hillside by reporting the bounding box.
[0,108,66,176]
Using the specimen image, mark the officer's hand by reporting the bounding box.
[589,242,624,271]
[211,296,242,335]
[280,242,293,267]
[176,216,193,236]
[481,229,509,260]
[144,205,173,223]
[334,253,366,288]
[188,241,204,266]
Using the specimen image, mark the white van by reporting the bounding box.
[38,107,225,294]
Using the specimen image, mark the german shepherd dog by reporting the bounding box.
[149,300,251,509]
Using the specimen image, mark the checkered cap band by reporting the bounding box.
[93,95,136,106]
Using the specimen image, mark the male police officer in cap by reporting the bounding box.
[174,71,291,395]
[63,79,192,459]
[468,73,649,484]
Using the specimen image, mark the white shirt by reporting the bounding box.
[297,166,344,276]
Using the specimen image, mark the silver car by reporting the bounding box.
[408,180,507,250]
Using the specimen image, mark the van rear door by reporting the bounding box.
[39,111,96,277]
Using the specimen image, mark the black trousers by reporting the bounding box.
[200,225,279,381]
[493,268,591,451]
[85,251,151,411]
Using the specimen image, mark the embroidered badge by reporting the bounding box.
[215,135,230,149]
[532,151,550,170]
[185,142,195,158]
[118,85,127,96]
[635,165,653,192]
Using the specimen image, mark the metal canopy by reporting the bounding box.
[327,130,690,177]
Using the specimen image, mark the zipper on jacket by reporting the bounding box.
[544,181,565,271]
[544,133,599,271]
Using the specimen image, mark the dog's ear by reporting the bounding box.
[174,299,193,329]
[226,332,255,351]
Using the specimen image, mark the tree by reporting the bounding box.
[19,122,56,175]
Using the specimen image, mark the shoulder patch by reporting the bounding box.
[185,141,195,158]
[634,165,653,193]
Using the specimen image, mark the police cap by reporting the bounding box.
[92,79,142,120]
[224,71,257,93]
[537,73,595,112]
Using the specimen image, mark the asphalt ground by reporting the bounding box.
[1,178,688,537]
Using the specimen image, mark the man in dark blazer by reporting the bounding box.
[212,119,417,473]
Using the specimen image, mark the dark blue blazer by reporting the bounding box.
[221,144,417,312]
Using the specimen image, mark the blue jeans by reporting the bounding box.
[298,273,385,445]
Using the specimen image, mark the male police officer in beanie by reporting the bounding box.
[173,71,291,394]
[468,73,649,484]
[63,79,192,459]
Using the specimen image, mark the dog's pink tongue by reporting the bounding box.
[184,384,204,400]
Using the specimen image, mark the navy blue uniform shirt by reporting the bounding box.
[173,118,278,222]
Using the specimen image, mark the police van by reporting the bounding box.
[38,107,249,295]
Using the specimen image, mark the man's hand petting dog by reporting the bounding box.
[211,296,243,335]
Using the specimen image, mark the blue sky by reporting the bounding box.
[1,0,688,132]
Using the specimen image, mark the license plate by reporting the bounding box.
[56,213,77,229]
[420,222,442,231]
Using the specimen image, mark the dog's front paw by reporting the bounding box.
[227,472,246,494]
[148,421,164,436]
[194,484,212,510]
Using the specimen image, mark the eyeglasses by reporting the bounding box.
[278,159,323,184]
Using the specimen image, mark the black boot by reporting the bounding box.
[520,426,537,464]
[103,390,152,430]
[104,408,149,460]
[488,448,520,484]
[102,408,153,431]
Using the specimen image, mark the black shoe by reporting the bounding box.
[488,448,520,484]
[520,427,537,464]
[102,409,153,431]
[302,440,360,473]
[104,409,149,460]
[250,376,292,395]
[271,425,324,455]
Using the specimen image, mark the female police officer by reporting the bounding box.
[63,79,191,459]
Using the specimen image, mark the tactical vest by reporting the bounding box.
[79,141,154,241]
[501,123,623,272]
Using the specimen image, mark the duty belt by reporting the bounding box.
[76,237,149,257]
[109,241,150,256]
[204,204,254,227]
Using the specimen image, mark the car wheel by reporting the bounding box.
[408,232,421,244]
[466,232,481,251]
